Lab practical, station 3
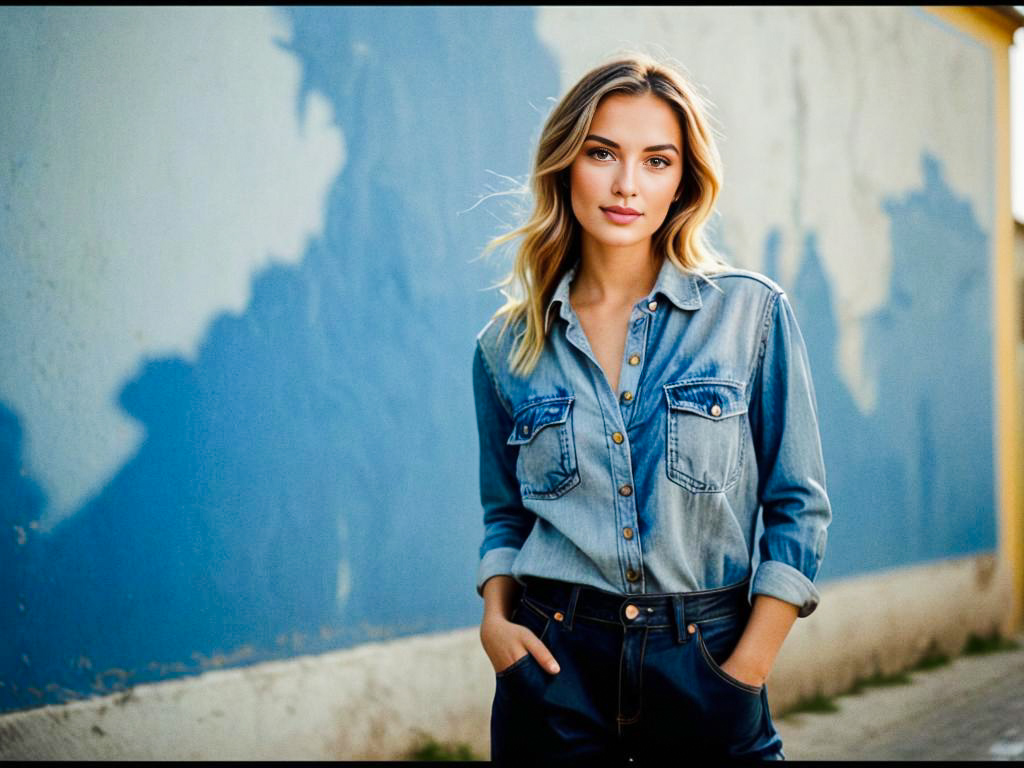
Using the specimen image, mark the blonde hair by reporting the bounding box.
[482,52,728,377]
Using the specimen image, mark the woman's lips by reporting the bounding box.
[601,206,642,224]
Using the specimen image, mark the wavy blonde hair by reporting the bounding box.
[482,52,728,377]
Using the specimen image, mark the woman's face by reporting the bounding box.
[569,91,684,254]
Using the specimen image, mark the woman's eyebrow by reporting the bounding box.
[584,134,680,155]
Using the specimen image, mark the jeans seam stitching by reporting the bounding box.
[696,626,763,695]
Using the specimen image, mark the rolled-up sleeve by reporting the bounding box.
[473,342,535,596]
[748,291,832,617]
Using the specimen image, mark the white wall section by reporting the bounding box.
[0,7,344,530]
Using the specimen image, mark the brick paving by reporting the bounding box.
[775,634,1024,761]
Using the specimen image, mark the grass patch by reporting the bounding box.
[781,632,1021,722]
[781,667,911,720]
[911,641,950,672]
[404,735,481,762]
[963,630,1021,656]
[846,669,913,695]
[779,690,841,719]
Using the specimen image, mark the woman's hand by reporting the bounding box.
[480,613,560,675]
[719,652,769,688]
[719,594,800,688]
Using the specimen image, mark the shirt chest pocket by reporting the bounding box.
[664,379,748,493]
[507,396,580,500]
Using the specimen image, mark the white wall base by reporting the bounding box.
[0,553,1014,760]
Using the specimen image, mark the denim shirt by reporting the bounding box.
[473,256,831,617]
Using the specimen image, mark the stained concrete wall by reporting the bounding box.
[1,5,1019,759]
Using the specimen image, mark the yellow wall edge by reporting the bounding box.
[923,6,1023,630]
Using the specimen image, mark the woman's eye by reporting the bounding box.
[647,156,670,169]
[589,148,613,161]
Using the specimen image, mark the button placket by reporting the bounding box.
[619,309,648,428]
[610,424,641,593]
[612,306,649,593]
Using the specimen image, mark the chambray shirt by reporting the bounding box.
[472,256,831,617]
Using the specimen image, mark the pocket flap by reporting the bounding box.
[508,396,574,445]
[664,379,746,420]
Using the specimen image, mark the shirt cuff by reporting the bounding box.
[750,560,822,618]
[476,547,521,597]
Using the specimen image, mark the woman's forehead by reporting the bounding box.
[589,92,682,145]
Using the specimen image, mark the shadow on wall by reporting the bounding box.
[0,6,561,713]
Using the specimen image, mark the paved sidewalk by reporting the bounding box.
[775,634,1024,761]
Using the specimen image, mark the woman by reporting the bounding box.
[472,52,831,763]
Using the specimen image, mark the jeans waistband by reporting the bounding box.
[520,576,750,642]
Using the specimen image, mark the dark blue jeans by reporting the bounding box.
[490,577,785,765]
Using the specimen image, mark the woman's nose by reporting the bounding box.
[612,167,637,199]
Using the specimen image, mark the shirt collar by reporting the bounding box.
[543,256,703,333]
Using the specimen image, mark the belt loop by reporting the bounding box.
[673,595,687,644]
[564,585,581,631]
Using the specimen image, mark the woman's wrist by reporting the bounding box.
[726,594,799,683]
[481,574,521,622]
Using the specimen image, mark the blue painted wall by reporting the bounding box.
[763,153,994,580]
[1,5,561,712]
[0,7,998,713]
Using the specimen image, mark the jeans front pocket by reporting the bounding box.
[694,616,763,696]
[507,395,579,500]
[690,614,782,758]
[664,378,747,493]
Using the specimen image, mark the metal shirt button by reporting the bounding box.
[553,611,564,622]
[621,391,633,402]
[619,484,633,497]
[623,527,634,540]
[710,404,722,417]
[628,354,640,366]
[612,432,624,444]
[522,424,531,435]
[625,569,640,583]
[648,300,658,311]
[624,604,639,620]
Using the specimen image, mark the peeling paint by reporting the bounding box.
[190,645,256,671]
[91,669,133,696]
[975,553,997,590]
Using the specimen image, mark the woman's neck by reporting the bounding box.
[571,236,661,309]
